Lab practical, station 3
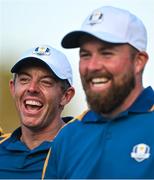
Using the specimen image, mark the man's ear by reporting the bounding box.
[135,51,148,74]
[60,87,75,107]
[9,79,15,98]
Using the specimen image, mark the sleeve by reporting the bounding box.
[0,133,11,143]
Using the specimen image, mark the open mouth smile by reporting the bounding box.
[24,99,43,112]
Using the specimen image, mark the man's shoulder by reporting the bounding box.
[0,133,11,144]
[63,110,89,127]
[55,110,89,139]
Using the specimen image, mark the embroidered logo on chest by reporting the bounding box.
[131,143,150,162]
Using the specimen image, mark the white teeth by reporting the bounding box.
[92,77,109,84]
[25,100,42,106]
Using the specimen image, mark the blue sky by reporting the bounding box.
[1,0,154,115]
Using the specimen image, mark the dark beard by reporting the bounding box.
[82,72,135,114]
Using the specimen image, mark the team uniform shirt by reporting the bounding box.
[0,116,73,179]
[45,86,154,179]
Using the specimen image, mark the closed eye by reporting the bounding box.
[40,78,56,87]
[79,50,91,59]
[18,74,30,84]
[100,51,114,58]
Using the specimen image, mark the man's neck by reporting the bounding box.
[20,120,65,150]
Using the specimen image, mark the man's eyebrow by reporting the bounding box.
[17,72,29,76]
[79,46,113,53]
[41,75,54,79]
[79,48,89,53]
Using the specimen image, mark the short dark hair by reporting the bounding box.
[59,79,71,92]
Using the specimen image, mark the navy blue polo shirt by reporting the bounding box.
[0,128,52,179]
[45,86,154,179]
[0,116,73,179]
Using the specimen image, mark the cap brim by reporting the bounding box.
[62,31,89,48]
[61,30,128,49]
[11,57,51,73]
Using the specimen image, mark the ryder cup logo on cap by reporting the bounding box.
[61,6,147,51]
[11,45,73,85]
[33,46,51,56]
[88,11,103,25]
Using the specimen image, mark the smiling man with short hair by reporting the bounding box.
[0,45,75,179]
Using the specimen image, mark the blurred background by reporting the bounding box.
[0,0,154,132]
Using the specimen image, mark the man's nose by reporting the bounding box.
[27,81,39,93]
[87,56,104,71]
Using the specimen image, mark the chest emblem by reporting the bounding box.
[131,143,150,162]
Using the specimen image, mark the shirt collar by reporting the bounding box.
[82,86,154,123]
[2,127,52,152]
[128,86,154,112]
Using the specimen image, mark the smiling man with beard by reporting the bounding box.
[0,45,75,179]
[79,36,136,114]
[44,6,154,179]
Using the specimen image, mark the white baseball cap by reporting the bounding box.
[11,45,73,85]
[62,6,147,51]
